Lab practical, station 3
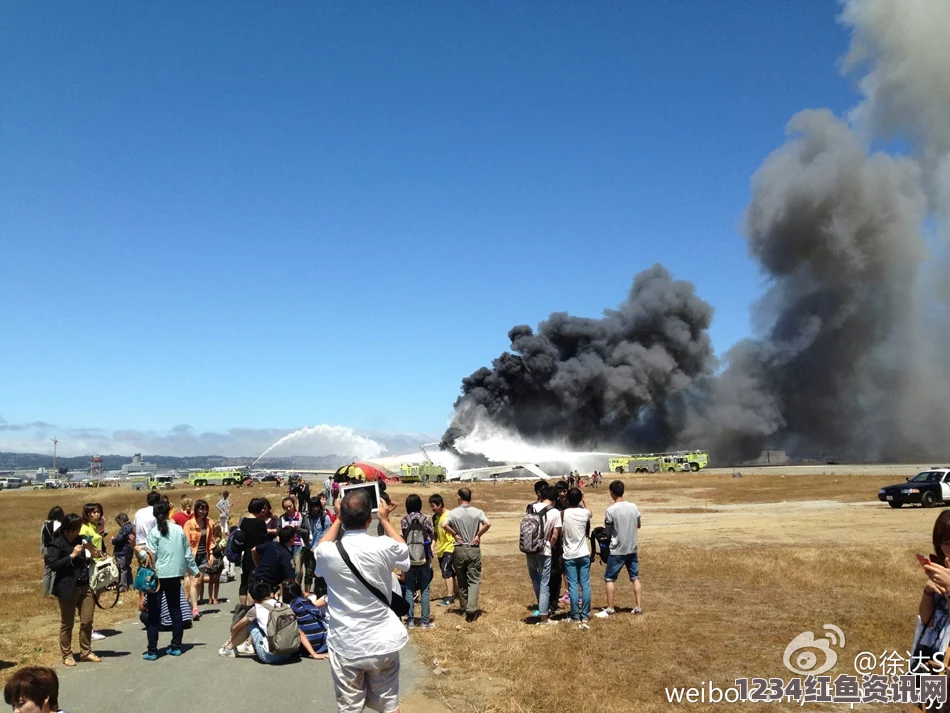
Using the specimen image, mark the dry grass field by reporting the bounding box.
[0,472,940,711]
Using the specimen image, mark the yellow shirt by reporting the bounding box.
[79,522,104,551]
[432,511,455,556]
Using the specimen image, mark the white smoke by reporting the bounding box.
[252,424,385,465]
[454,413,622,469]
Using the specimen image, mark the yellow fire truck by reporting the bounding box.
[187,469,247,486]
[609,450,709,474]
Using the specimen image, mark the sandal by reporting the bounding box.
[63,657,76,667]
[80,653,102,663]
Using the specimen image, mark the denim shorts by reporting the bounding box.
[438,553,455,579]
[604,552,639,582]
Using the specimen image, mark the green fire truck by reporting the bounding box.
[609,450,709,474]
[187,469,247,486]
[398,444,447,484]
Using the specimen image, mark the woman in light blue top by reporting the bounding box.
[144,502,198,660]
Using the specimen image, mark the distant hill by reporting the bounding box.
[0,452,355,471]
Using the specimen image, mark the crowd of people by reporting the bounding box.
[38,472,640,712]
[520,478,641,627]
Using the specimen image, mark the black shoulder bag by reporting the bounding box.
[335,540,411,617]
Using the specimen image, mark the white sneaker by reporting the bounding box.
[633,607,643,615]
[237,640,254,655]
[578,622,591,630]
[594,608,615,619]
[91,631,106,641]
[218,646,235,658]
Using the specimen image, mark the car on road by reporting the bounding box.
[879,468,950,508]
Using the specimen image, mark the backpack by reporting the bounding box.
[290,597,328,654]
[225,521,246,564]
[590,526,611,565]
[260,600,300,657]
[405,517,428,567]
[519,504,553,554]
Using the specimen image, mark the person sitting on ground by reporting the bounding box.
[401,494,435,629]
[3,666,65,713]
[252,525,296,594]
[595,480,642,618]
[428,494,456,607]
[284,581,329,660]
[218,580,301,663]
[111,513,135,592]
[41,506,64,598]
[46,513,101,667]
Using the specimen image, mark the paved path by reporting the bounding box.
[58,578,424,711]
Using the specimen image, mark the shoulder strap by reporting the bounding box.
[334,539,391,610]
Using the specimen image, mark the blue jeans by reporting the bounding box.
[563,556,591,620]
[250,623,292,664]
[403,565,432,623]
[525,553,552,615]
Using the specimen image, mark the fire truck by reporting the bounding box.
[608,450,709,474]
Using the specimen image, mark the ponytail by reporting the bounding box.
[153,502,170,537]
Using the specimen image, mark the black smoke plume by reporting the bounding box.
[444,0,950,464]
[441,265,715,453]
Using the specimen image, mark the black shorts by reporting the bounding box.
[438,553,455,579]
[239,561,254,596]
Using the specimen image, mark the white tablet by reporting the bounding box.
[339,480,381,513]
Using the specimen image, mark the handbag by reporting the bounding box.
[335,540,411,618]
[88,556,119,591]
[133,563,160,593]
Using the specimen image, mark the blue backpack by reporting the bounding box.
[290,596,328,654]
[225,521,247,564]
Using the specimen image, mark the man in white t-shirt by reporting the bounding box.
[314,488,410,713]
[560,487,593,627]
[595,480,642,618]
[133,491,161,550]
[524,485,562,625]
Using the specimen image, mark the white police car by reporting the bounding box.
[878,468,950,509]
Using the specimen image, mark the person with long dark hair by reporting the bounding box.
[184,499,214,617]
[144,501,199,660]
[45,513,101,666]
[41,506,64,597]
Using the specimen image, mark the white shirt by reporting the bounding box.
[248,598,281,654]
[314,530,410,659]
[561,507,592,560]
[134,505,157,547]
[530,502,562,557]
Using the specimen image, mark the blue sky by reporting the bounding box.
[0,3,859,455]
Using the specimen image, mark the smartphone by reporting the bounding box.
[917,553,932,568]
